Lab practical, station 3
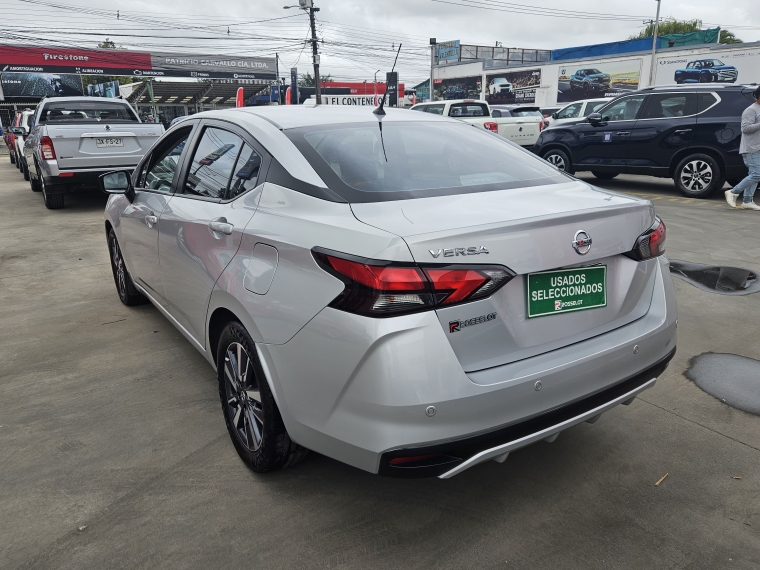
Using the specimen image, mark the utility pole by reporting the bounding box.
[430,38,436,102]
[648,0,662,87]
[284,0,322,105]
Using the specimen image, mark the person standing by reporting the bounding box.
[726,86,760,210]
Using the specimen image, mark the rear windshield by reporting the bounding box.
[510,109,542,118]
[39,101,138,123]
[285,121,566,203]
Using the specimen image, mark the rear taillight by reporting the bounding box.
[626,217,666,261]
[313,249,515,317]
[40,136,56,160]
[484,122,498,132]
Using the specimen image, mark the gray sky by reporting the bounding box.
[2,0,760,84]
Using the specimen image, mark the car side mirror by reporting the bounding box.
[551,112,558,119]
[587,113,603,124]
[100,170,134,202]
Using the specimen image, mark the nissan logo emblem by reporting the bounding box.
[572,230,592,255]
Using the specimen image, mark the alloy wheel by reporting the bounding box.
[546,153,566,170]
[110,237,127,298]
[223,342,264,452]
[680,160,713,192]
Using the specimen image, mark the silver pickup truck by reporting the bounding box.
[22,97,163,209]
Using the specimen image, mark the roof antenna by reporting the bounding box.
[373,42,402,116]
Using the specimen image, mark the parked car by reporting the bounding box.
[569,68,612,95]
[533,85,754,197]
[410,99,541,147]
[12,110,35,180]
[3,114,16,165]
[22,97,164,209]
[488,77,514,96]
[540,106,562,119]
[547,98,608,126]
[491,104,547,133]
[674,59,738,84]
[100,105,677,478]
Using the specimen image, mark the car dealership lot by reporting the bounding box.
[1,162,759,568]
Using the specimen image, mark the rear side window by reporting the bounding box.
[286,121,566,203]
[225,145,262,201]
[642,93,697,119]
[39,101,138,123]
[449,103,488,117]
[698,93,719,113]
[184,128,244,199]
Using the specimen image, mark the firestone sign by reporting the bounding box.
[0,45,276,80]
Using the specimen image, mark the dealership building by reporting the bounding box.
[431,33,760,108]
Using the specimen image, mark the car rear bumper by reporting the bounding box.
[40,161,136,193]
[261,256,677,477]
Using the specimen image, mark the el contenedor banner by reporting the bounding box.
[0,44,276,80]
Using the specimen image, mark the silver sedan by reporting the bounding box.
[101,105,677,478]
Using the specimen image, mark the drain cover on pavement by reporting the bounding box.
[686,353,760,416]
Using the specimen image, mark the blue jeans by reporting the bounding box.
[732,151,760,203]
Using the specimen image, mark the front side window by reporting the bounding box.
[424,104,445,115]
[585,101,608,116]
[557,103,582,119]
[449,103,488,117]
[184,128,244,199]
[410,106,427,113]
[138,128,192,193]
[286,121,566,203]
[599,95,646,122]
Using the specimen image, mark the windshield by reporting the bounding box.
[285,121,566,203]
[39,101,138,123]
[585,69,602,75]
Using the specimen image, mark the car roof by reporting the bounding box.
[225,105,454,130]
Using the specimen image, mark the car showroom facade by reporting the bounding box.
[431,40,760,108]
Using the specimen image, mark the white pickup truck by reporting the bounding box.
[22,97,164,209]
[409,99,542,148]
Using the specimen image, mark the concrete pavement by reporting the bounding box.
[1,164,759,569]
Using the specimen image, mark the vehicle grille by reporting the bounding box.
[717,69,738,82]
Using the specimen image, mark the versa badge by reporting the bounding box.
[430,246,489,258]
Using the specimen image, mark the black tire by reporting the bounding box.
[542,148,574,174]
[675,77,683,85]
[22,160,29,181]
[15,153,21,169]
[9,151,15,165]
[40,176,64,209]
[673,153,724,198]
[699,74,711,83]
[592,171,619,180]
[583,82,591,96]
[30,164,42,192]
[107,229,146,306]
[217,321,308,473]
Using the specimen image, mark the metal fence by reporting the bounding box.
[436,45,551,67]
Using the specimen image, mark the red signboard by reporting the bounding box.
[319,81,405,95]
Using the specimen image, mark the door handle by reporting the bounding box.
[615,131,631,135]
[145,214,157,228]
[208,219,233,236]
[674,129,693,134]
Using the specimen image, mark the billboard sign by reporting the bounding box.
[655,47,760,85]
[0,45,276,80]
[386,71,398,106]
[438,41,460,62]
[485,68,541,104]
[86,79,120,97]
[433,76,481,101]
[557,59,641,103]
[0,72,84,97]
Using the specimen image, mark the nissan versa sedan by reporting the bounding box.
[101,106,677,479]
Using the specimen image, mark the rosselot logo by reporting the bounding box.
[449,312,497,333]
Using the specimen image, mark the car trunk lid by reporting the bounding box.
[47,124,163,169]
[350,180,657,372]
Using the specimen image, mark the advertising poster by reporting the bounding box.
[656,48,760,85]
[433,76,481,101]
[557,60,641,103]
[86,79,120,97]
[485,68,541,104]
[0,72,84,97]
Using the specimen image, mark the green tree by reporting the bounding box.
[298,72,333,87]
[85,38,135,87]
[97,38,124,49]
[629,18,742,44]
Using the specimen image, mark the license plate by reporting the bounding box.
[527,266,607,318]
[95,138,123,148]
